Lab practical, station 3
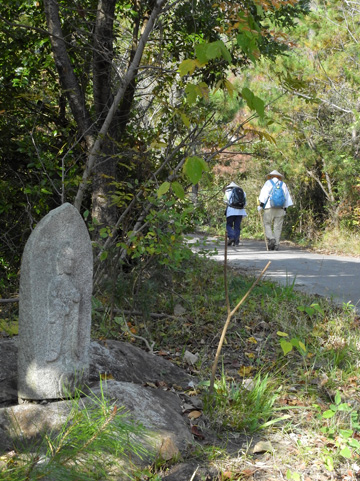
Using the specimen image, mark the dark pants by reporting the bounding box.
[226,215,243,244]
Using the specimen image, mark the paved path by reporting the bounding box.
[188,235,360,311]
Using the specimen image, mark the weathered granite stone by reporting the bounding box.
[18,203,93,400]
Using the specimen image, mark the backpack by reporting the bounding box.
[228,187,245,209]
[268,179,286,208]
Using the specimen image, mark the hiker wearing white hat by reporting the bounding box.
[257,170,293,251]
[224,181,247,246]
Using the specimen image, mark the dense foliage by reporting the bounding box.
[0,0,312,292]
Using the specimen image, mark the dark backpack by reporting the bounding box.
[268,179,286,208]
[228,187,245,209]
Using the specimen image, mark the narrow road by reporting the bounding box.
[189,235,360,311]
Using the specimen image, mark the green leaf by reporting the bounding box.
[280,339,293,355]
[340,446,352,459]
[311,303,325,316]
[206,42,222,60]
[322,410,336,419]
[180,113,190,127]
[324,456,334,471]
[179,59,198,77]
[157,181,170,197]
[348,437,360,449]
[334,391,342,405]
[171,181,185,200]
[253,96,265,117]
[277,331,289,337]
[183,156,208,184]
[185,84,198,104]
[241,87,265,118]
[100,251,108,261]
[195,44,208,64]
[339,429,353,439]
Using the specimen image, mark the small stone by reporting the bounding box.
[183,351,198,365]
[158,437,180,461]
[174,304,187,316]
[252,441,273,454]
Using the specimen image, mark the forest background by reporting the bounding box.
[1,0,360,299]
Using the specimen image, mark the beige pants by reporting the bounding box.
[263,208,285,246]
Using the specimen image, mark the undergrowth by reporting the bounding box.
[2,249,360,479]
[92,252,360,476]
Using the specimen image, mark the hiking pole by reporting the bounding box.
[258,208,269,251]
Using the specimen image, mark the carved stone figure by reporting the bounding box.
[18,203,93,400]
[47,245,81,364]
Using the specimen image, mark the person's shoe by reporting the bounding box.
[268,239,276,250]
[227,238,235,246]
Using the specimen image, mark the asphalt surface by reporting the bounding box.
[188,235,360,311]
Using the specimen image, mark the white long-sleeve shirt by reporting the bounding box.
[224,188,248,217]
[259,179,293,209]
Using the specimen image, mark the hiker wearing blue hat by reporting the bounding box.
[257,170,293,251]
[224,181,247,246]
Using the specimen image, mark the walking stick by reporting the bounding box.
[258,208,269,251]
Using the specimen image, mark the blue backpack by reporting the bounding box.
[267,179,286,208]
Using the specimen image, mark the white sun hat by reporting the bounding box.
[225,181,240,189]
[266,170,284,180]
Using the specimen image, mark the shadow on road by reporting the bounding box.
[188,235,360,311]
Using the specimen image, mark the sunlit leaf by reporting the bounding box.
[340,446,352,458]
[179,59,198,77]
[280,339,293,355]
[322,410,336,419]
[157,181,170,197]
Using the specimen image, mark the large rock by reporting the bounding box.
[0,338,196,460]
[89,339,193,387]
[18,203,93,400]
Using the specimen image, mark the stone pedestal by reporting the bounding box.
[18,203,93,400]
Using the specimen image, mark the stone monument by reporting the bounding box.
[18,203,93,400]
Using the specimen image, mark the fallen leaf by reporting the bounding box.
[245,352,255,359]
[221,471,233,479]
[155,380,168,388]
[145,382,157,388]
[172,384,183,391]
[252,441,273,454]
[241,468,258,476]
[247,337,258,344]
[238,365,254,377]
[188,410,202,420]
[100,373,114,380]
[191,425,205,440]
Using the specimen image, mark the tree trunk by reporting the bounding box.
[92,0,118,228]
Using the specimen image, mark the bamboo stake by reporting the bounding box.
[209,254,271,394]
